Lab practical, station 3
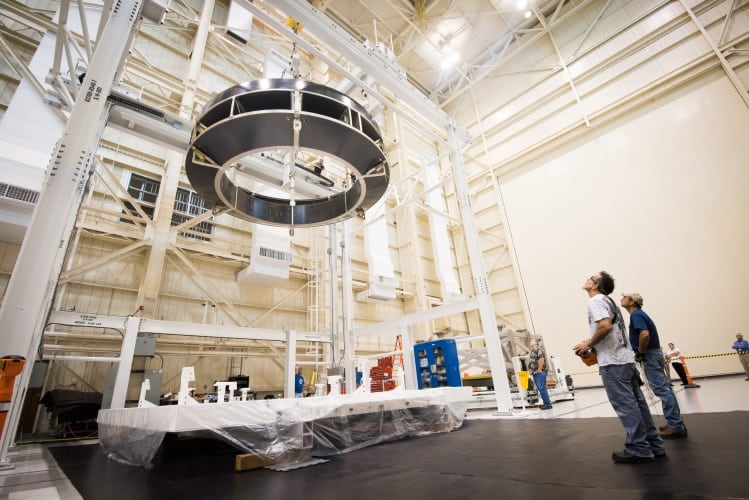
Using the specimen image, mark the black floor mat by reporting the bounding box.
[49,412,747,500]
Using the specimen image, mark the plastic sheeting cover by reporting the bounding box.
[97,387,471,468]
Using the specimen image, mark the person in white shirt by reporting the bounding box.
[664,343,689,385]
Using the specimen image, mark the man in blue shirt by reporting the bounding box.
[621,293,687,439]
[731,332,749,380]
[294,366,305,397]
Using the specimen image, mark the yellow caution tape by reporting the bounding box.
[683,352,737,360]
[567,369,600,376]
[567,352,740,376]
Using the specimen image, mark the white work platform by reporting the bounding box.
[97,387,472,468]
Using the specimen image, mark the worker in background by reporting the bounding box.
[294,366,305,398]
[528,339,552,410]
[573,271,665,464]
[621,293,687,439]
[665,342,689,385]
[731,333,749,380]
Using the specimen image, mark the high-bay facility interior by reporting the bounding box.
[0,1,747,498]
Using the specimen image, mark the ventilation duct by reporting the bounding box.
[226,1,253,44]
[356,198,396,302]
[237,186,292,284]
[423,151,463,303]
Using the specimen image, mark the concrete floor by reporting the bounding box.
[468,372,749,420]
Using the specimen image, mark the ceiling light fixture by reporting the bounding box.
[440,48,460,70]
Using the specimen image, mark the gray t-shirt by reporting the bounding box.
[587,294,634,366]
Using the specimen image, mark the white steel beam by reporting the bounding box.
[106,104,191,151]
[284,330,297,398]
[46,310,329,344]
[341,219,356,393]
[136,0,214,319]
[401,324,417,390]
[109,316,140,409]
[354,297,479,337]
[679,0,749,108]
[92,158,154,227]
[58,240,148,283]
[0,0,145,467]
[138,318,288,342]
[328,224,340,364]
[48,311,128,330]
[446,123,513,414]
[166,246,253,327]
[0,35,54,114]
[42,355,121,362]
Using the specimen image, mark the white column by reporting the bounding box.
[446,122,514,414]
[109,316,141,409]
[285,330,297,398]
[137,0,214,316]
[328,224,340,364]
[401,325,417,390]
[0,0,144,466]
[341,220,356,393]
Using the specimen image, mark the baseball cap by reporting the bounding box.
[622,292,644,306]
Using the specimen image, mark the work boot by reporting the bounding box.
[611,450,654,464]
[658,426,688,439]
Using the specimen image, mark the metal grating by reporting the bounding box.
[0,183,39,204]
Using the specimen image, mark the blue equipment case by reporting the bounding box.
[413,339,462,389]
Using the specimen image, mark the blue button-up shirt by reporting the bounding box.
[732,339,749,353]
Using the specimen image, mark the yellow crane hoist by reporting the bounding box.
[285,17,303,34]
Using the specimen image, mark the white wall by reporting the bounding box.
[501,74,749,385]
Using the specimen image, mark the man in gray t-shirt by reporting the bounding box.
[573,270,664,464]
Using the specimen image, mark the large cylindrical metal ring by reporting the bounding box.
[184,79,389,227]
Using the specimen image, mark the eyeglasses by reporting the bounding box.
[589,275,598,283]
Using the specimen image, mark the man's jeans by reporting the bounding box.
[600,363,665,457]
[532,371,551,406]
[641,348,685,430]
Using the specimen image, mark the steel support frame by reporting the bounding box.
[679,0,749,108]
[43,311,328,404]
[0,0,145,466]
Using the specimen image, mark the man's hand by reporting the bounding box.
[573,341,591,356]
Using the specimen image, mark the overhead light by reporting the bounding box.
[440,48,460,70]
[517,0,527,9]
[524,10,532,19]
